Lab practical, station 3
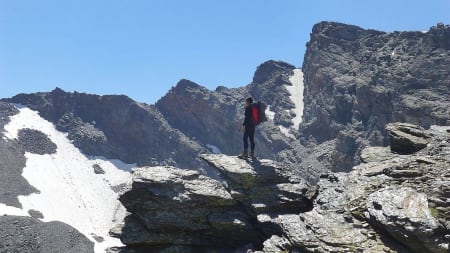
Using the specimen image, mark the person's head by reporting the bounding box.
[245,97,253,106]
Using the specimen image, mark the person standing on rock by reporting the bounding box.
[238,97,256,158]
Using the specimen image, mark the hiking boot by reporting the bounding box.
[248,152,255,159]
[238,151,248,158]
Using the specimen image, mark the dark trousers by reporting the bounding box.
[243,125,255,152]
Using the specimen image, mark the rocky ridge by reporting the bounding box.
[5,89,206,169]
[114,122,449,252]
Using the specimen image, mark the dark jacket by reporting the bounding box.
[243,104,255,127]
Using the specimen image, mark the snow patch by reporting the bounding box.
[2,106,133,253]
[0,203,29,216]
[278,125,295,139]
[285,69,304,130]
[265,106,276,121]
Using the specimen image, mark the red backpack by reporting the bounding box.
[251,101,267,125]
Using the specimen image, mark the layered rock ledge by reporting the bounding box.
[113,155,314,252]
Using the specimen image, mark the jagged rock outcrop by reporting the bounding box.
[301,21,450,171]
[113,154,314,252]
[4,88,206,168]
[258,123,449,253]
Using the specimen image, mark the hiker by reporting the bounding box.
[239,97,256,158]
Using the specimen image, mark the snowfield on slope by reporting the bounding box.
[286,69,304,130]
[275,68,304,138]
[1,106,133,252]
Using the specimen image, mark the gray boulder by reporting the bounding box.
[386,122,430,154]
[368,187,446,253]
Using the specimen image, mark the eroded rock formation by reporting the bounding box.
[113,155,314,252]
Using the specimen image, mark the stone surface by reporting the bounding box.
[0,215,94,253]
[258,124,449,253]
[367,187,445,253]
[17,128,57,155]
[115,155,313,251]
[386,122,430,154]
[92,164,105,174]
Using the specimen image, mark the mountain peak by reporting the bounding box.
[252,60,296,84]
[311,21,385,42]
[174,79,204,91]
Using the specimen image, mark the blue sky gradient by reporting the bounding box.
[1,0,449,103]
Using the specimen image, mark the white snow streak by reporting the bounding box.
[0,203,29,216]
[278,125,295,139]
[2,107,133,253]
[286,69,304,130]
[265,106,276,121]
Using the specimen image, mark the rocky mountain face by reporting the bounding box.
[5,88,206,169]
[301,22,450,171]
[113,123,449,252]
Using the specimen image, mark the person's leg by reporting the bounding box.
[249,126,255,156]
[243,131,249,150]
[240,129,249,157]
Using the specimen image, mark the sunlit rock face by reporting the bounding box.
[301,21,450,171]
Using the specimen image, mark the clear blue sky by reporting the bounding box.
[1,0,449,103]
